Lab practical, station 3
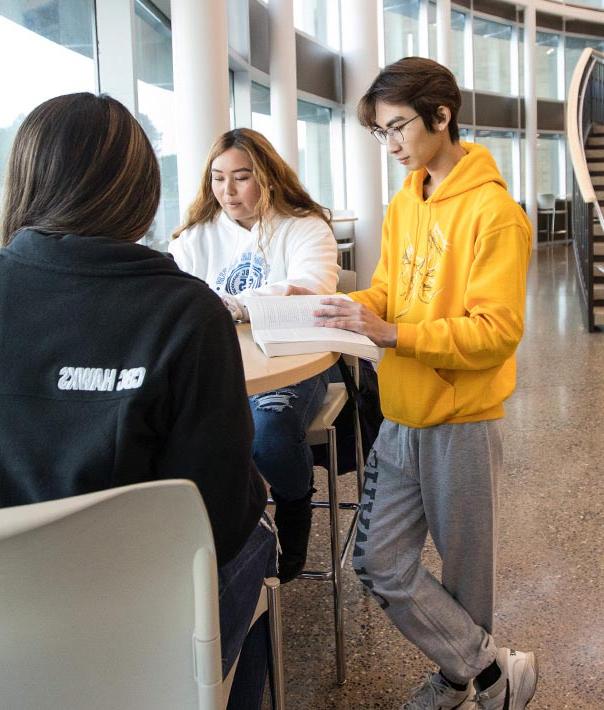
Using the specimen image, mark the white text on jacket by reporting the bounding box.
[57,367,146,392]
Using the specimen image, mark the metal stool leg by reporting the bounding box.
[326,426,346,685]
[265,578,285,710]
[352,398,365,501]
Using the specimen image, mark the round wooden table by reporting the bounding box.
[237,323,338,395]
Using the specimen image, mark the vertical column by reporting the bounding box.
[524,3,538,245]
[268,0,298,170]
[436,0,451,69]
[342,0,383,289]
[171,0,230,216]
[96,0,137,114]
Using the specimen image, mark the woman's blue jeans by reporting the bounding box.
[249,371,329,501]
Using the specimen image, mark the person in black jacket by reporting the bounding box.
[0,92,274,709]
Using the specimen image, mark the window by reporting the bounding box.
[134,0,178,253]
[537,134,563,196]
[571,0,604,7]
[520,133,564,198]
[385,150,407,203]
[450,9,468,88]
[475,130,516,195]
[251,82,273,142]
[229,70,235,129]
[566,35,604,92]
[460,127,474,142]
[383,0,420,65]
[293,0,340,50]
[473,17,513,95]
[0,0,96,200]
[297,100,334,208]
[520,133,566,203]
[536,31,560,100]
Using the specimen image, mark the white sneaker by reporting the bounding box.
[401,672,473,709]
[473,648,539,709]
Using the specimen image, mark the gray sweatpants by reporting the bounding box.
[352,418,503,684]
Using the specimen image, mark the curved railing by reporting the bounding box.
[567,47,604,332]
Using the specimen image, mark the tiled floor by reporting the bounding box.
[268,245,604,709]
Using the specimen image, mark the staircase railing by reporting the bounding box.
[567,47,604,332]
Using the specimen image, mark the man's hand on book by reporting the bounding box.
[314,298,397,348]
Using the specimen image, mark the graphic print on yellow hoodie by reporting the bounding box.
[349,142,532,428]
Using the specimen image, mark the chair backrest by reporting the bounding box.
[337,269,357,294]
[0,480,221,710]
[537,192,556,211]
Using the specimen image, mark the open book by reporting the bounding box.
[244,295,382,363]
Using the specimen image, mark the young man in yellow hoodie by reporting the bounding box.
[315,58,537,710]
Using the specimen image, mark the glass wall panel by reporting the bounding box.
[251,81,274,143]
[520,134,565,201]
[297,100,333,208]
[0,0,96,201]
[566,35,604,91]
[383,0,420,65]
[229,70,235,129]
[473,16,512,95]
[450,9,467,88]
[475,130,515,194]
[460,127,474,142]
[572,0,604,8]
[536,31,559,99]
[134,0,178,252]
[537,134,562,196]
[293,0,340,49]
[386,151,407,203]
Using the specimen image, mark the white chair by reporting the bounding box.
[299,269,364,685]
[0,480,285,710]
[537,193,557,243]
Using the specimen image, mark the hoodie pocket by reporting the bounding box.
[378,353,456,427]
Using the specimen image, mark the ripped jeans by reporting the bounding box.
[249,372,329,501]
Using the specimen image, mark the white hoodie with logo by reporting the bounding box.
[168,211,340,302]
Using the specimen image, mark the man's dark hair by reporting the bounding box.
[358,56,462,142]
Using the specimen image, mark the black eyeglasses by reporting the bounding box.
[371,115,420,145]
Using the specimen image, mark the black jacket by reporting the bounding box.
[0,229,266,565]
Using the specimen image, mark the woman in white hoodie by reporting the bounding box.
[170,128,339,582]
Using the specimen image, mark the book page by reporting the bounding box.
[245,295,351,330]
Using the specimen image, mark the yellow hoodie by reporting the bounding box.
[349,142,532,428]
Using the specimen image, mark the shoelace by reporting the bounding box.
[402,674,451,709]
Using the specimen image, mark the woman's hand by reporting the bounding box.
[314,298,397,348]
[222,295,249,322]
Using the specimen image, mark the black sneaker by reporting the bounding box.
[272,488,313,583]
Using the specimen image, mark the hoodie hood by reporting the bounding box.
[405,141,507,203]
[4,229,185,277]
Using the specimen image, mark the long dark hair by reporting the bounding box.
[1,92,160,246]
